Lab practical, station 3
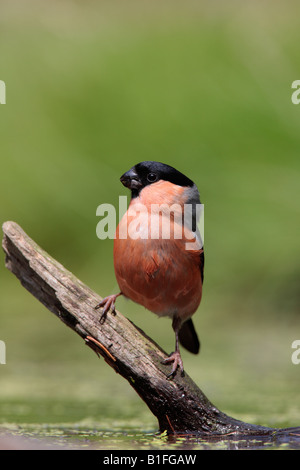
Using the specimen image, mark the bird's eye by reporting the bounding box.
[147,172,157,183]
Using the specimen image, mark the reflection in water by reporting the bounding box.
[1,425,300,450]
[166,427,300,450]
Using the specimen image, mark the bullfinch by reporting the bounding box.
[95,161,204,377]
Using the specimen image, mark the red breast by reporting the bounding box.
[113,181,203,321]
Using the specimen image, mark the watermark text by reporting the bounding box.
[291,340,300,365]
[291,80,300,105]
[0,340,6,365]
[96,196,204,250]
[0,80,6,104]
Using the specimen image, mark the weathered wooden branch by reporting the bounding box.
[2,221,300,443]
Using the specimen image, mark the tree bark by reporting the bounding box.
[2,221,299,442]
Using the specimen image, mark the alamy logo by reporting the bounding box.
[0,80,6,104]
[291,80,300,105]
[96,196,204,250]
[291,340,300,365]
[0,340,6,364]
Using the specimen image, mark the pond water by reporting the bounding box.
[0,314,299,451]
[1,372,299,451]
[1,414,300,450]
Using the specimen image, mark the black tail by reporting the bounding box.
[178,318,200,354]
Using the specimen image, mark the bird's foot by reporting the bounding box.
[95,293,121,324]
[162,350,185,378]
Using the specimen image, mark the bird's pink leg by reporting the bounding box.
[95,292,122,324]
[162,316,185,378]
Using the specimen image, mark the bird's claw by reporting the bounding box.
[162,351,185,378]
[95,294,119,324]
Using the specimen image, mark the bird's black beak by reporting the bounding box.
[120,168,142,190]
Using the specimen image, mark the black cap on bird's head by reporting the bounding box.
[120,161,194,198]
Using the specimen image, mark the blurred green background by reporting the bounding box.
[0,0,299,448]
